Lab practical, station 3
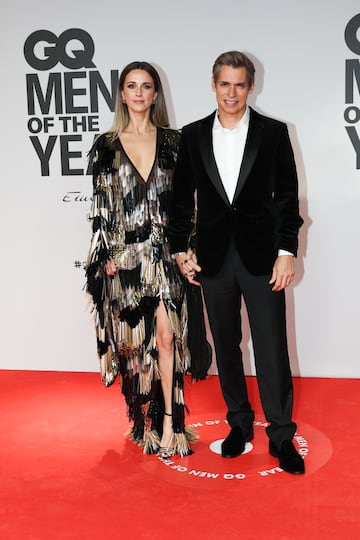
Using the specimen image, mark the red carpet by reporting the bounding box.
[0,371,359,539]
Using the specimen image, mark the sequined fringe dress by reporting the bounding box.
[86,128,195,455]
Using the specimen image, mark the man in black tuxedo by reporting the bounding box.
[169,51,304,474]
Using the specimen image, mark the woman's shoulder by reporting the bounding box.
[159,127,181,146]
[89,132,120,173]
[90,132,118,154]
[157,127,180,168]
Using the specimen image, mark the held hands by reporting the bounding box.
[104,253,203,284]
[105,253,293,290]
[176,250,202,286]
[269,255,295,291]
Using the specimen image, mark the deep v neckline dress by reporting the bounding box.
[85,128,197,456]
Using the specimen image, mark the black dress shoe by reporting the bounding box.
[221,426,254,458]
[269,440,305,474]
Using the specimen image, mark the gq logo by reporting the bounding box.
[345,13,360,55]
[24,28,118,176]
[24,29,95,71]
[344,13,360,169]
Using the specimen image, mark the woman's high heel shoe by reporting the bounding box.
[158,412,175,459]
[158,438,175,459]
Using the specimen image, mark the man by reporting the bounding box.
[168,51,304,474]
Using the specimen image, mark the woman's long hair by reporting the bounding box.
[108,61,169,139]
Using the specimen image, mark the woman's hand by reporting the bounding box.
[104,259,117,276]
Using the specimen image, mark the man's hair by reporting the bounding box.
[212,51,255,87]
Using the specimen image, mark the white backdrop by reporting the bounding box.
[1,0,360,377]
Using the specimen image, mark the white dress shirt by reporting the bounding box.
[212,108,292,257]
[212,107,249,203]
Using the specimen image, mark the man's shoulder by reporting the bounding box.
[181,111,216,133]
[249,107,287,130]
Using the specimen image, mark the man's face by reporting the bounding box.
[212,65,254,119]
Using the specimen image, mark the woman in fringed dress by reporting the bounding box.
[85,61,198,458]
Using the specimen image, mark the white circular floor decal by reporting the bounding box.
[209,439,253,455]
[140,413,333,489]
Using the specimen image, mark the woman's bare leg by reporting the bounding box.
[156,301,174,449]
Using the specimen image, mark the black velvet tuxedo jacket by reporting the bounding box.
[168,107,303,277]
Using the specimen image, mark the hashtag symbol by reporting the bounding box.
[74,260,82,268]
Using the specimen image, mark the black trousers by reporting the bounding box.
[200,242,297,446]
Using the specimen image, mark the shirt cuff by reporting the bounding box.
[278,249,294,256]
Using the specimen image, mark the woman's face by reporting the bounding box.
[121,69,157,114]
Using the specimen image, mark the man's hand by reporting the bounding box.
[269,255,295,291]
[176,250,202,286]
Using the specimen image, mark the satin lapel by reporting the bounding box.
[198,113,230,204]
[233,108,264,201]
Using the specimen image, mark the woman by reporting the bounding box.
[86,61,197,458]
